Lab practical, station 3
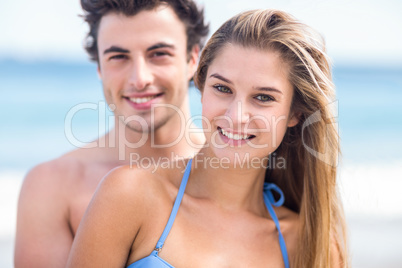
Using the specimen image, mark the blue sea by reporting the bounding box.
[1,60,401,171]
[1,60,402,267]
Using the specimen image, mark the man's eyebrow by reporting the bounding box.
[103,46,129,55]
[210,73,233,84]
[147,42,175,51]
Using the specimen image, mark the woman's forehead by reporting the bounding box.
[207,44,292,94]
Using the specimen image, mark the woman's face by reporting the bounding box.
[201,44,298,164]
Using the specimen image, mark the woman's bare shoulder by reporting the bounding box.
[67,163,180,267]
[98,159,189,211]
[276,205,298,218]
[275,206,300,256]
[99,164,170,204]
[94,160,190,263]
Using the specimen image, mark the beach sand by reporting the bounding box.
[1,162,402,267]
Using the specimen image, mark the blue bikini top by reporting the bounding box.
[127,159,290,268]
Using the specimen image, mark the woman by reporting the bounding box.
[67,9,348,268]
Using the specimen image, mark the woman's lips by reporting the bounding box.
[217,127,256,146]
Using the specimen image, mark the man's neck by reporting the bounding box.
[105,104,204,164]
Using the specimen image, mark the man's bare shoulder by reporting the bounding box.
[21,146,116,199]
[24,152,85,186]
[28,145,119,181]
[15,151,93,267]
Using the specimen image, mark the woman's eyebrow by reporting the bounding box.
[255,86,283,95]
[210,73,283,95]
[210,73,233,84]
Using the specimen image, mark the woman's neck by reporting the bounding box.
[187,148,267,213]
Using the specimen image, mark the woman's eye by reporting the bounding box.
[214,85,232,93]
[255,94,274,102]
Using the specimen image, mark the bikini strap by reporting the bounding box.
[153,159,192,254]
[263,183,290,268]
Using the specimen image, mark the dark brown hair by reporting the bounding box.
[81,0,209,62]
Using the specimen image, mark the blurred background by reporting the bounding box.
[1,0,401,267]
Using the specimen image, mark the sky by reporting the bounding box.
[0,0,401,65]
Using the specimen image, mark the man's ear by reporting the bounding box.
[187,45,200,81]
[200,90,204,104]
[97,65,102,80]
[287,112,300,127]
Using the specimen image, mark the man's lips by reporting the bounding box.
[123,93,164,104]
[217,127,256,141]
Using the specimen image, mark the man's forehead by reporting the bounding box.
[98,6,185,34]
[97,8,187,50]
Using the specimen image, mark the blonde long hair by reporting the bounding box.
[194,9,348,268]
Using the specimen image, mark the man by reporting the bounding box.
[14,0,209,267]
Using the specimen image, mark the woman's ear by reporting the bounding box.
[287,112,300,127]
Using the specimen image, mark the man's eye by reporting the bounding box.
[109,54,127,60]
[255,94,274,102]
[213,85,232,93]
[151,51,170,57]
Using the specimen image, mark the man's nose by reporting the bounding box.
[128,58,153,91]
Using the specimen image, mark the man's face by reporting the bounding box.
[97,6,198,133]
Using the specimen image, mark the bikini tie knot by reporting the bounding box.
[263,182,285,207]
